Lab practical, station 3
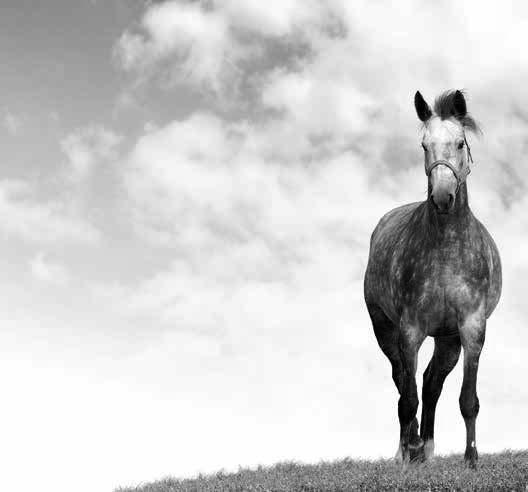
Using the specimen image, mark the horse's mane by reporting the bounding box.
[433,90,481,133]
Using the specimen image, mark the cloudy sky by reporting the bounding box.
[2,1,528,491]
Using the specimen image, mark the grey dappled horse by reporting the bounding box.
[364,90,502,468]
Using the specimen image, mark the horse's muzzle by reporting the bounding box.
[431,189,454,213]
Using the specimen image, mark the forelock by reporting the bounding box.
[433,90,480,133]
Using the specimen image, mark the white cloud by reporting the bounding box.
[61,125,122,181]
[29,252,70,286]
[124,109,399,251]
[3,110,22,136]
[262,69,377,146]
[0,179,100,243]
[219,0,336,38]
[116,1,240,93]
[115,0,339,95]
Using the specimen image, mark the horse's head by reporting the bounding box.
[414,90,479,214]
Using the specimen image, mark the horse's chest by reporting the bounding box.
[395,247,488,324]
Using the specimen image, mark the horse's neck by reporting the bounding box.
[424,183,471,235]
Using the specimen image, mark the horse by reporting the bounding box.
[363,90,502,468]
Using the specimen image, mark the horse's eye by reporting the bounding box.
[458,141,465,150]
[421,143,427,151]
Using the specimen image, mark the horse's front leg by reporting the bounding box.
[398,324,426,464]
[420,335,462,459]
[459,311,486,469]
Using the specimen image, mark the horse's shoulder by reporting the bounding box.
[381,201,422,222]
[371,201,422,244]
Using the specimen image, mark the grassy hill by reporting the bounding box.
[116,450,528,491]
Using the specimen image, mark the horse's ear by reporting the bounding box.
[414,91,432,122]
[453,90,467,120]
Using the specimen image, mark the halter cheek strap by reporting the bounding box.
[425,136,473,193]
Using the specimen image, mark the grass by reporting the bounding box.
[116,450,528,491]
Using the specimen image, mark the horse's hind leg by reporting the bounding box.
[366,304,421,461]
[420,335,461,459]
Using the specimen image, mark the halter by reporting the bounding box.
[425,135,473,193]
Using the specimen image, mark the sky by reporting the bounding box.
[2,1,528,491]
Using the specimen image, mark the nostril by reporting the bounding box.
[431,194,438,209]
[448,194,454,207]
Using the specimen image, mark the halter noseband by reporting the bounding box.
[425,136,473,193]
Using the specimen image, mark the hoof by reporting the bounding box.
[409,439,425,463]
[464,446,478,469]
[395,438,425,465]
[423,439,434,460]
